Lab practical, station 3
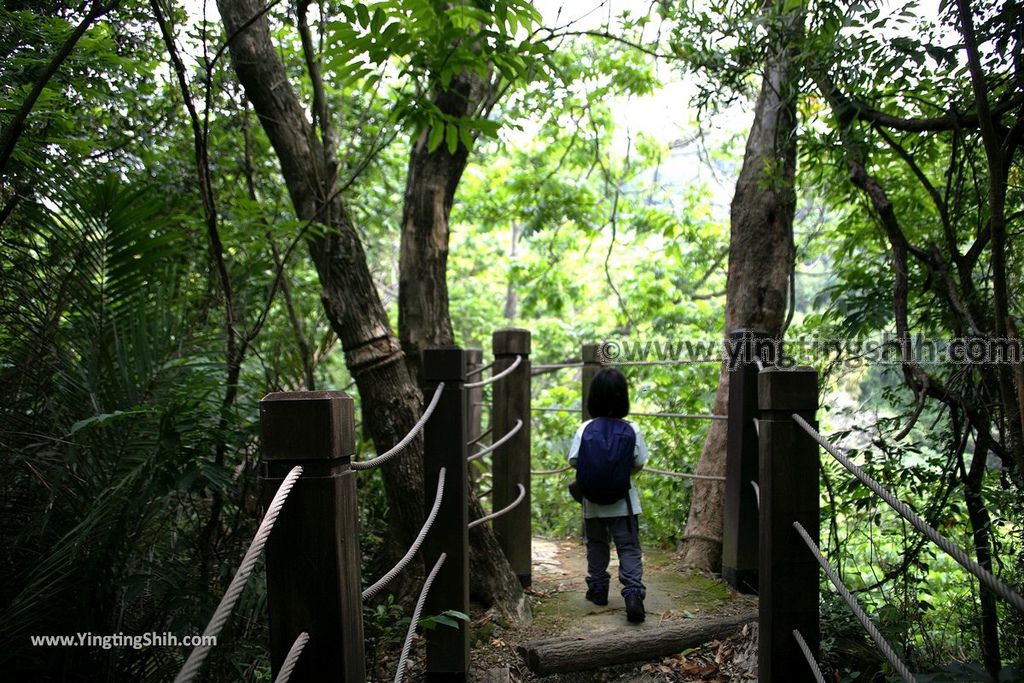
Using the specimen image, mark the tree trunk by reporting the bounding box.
[468,494,530,624]
[678,31,799,571]
[398,71,489,382]
[398,67,529,620]
[963,439,1001,679]
[517,610,757,675]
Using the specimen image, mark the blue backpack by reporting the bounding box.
[574,418,636,505]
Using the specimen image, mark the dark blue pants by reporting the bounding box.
[584,515,645,598]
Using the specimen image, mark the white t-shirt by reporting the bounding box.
[568,418,648,519]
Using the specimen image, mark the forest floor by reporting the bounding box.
[384,536,760,682]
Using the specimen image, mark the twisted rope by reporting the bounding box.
[273,632,309,683]
[393,553,446,683]
[469,483,526,529]
[630,411,727,421]
[175,466,303,683]
[792,629,825,683]
[750,480,760,508]
[643,466,726,481]
[793,413,1024,613]
[532,406,580,413]
[532,465,572,475]
[351,383,445,471]
[533,362,583,370]
[606,359,718,366]
[794,521,917,683]
[467,420,523,462]
[466,361,494,378]
[464,355,522,388]
[362,468,446,601]
[467,427,492,447]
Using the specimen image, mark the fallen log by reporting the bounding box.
[517,610,757,675]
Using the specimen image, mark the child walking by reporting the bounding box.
[568,367,648,623]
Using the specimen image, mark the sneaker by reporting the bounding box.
[585,589,608,606]
[624,593,645,623]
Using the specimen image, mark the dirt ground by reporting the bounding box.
[383,536,760,682]
[469,537,759,682]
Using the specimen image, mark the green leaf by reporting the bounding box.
[355,3,370,27]
[445,122,458,154]
[427,124,445,152]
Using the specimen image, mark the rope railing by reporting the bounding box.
[175,466,303,683]
[469,483,527,529]
[794,521,918,683]
[351,383,445,471]
[532,362,583,371]
[467,419,523,462]
[792,629,825,683]
[466,361,494,378]
[273,632,310,683]
[464,355,523,388]
[530,406,724,421]
[531,465,572,475]
[629,411,726,421]
[393,553,446,683]
[467,427,492,447]
[606,359,718,366]
[362,468,446,601]
[793,413,1024,614]
[643,466,726,482]
[532,406,579,413]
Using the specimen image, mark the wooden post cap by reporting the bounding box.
[581,342,603,363]
[260,391,355,462]
[422,346,468,382]
[757,367,818,412]
[493,328,531,356]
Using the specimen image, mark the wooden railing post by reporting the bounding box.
[723,329,774,594]
[581,342,603,421]
[466,348,484,469]
[492,329,532,587]
[260,391,365,682]
[758,366,819,682]
[422,347,470,682]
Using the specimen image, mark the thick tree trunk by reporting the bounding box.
[398,68,529,620]
[517,610,757,675]
[397,71,487,382]
[217,0,426,556]
[678,39,798,570]
[468,494,530,624]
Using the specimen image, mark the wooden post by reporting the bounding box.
[492,329,532,587]
[466,348,484,474]
[758,366,819,682]
[581,342,603,421]
[260,391,365,682]
[422,347,470,682]
[722,329,773,594]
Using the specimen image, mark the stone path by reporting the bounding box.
[530,537,732,635]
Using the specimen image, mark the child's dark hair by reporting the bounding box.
[586,367,630,419]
